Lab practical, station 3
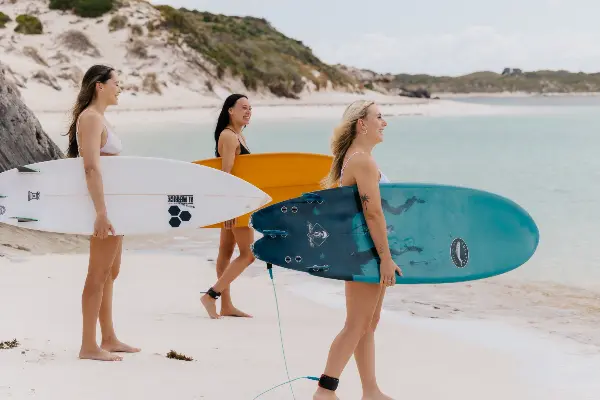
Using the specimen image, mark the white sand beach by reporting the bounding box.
[1,224,599,400]
[0,248,584,400]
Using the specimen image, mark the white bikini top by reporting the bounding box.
[76,111,123,155]
[339,151,390,186]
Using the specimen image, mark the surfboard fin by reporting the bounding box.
[262,229,288,238]
[11,217,38,222]
[301,192,324,204]
[307,265,329,273]
[17,165,39,173]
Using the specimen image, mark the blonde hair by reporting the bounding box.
[321,100,375,188]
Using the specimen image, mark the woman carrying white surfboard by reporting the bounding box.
[200,94,255,319]
[313,100,402,400]
[65,64,140,361]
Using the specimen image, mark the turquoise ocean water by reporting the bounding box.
[110,96,600,291]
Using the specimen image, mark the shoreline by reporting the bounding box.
[23,90,600,116]
[28,90,597,140]
[3,223,600,356]
[432,91,600,98]
[31,96,545,141]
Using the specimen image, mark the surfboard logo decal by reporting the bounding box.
[28,191,40,201]
[167,194,194,208]
[0,205,5,215]
[307,222,329,247]
[167,205,192,228]
[450,238,469,268]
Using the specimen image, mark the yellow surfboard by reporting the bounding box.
[193,152,333,228]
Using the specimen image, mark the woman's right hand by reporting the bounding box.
[93,212,115,239]
[380,257,403,287]
[224,217,236,230]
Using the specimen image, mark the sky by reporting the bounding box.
[151,0,600,76]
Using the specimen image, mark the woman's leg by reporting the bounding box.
[354,286,393,400]
[201,226,255,319]
[313,282,383,400]
[214,227,251,317]
[79,236,122,361]
[99,237,141,354]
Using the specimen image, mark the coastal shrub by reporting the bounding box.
[154,6,354,95]
[128,39,147,58]
[142,73,161,94]
[108,14,127,31]
[130,23,143,36]
[74,0,114,18]
[49,0,75,11]
[23,46,49,67]
[14,15,43,35]
[145,19,160,33]
[50,0,114,17]
[59,30,101,57]
[0,12,11,28]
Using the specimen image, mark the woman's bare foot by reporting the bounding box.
[79,347,123,361]
[101,339,141,353]
[362,393,394,400]
[313,387,339,400]
[220,306,252,318]
[200,294,221,319]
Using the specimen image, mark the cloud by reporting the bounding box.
[312,26,600,75]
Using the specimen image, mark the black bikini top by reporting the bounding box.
[217,128,251,157]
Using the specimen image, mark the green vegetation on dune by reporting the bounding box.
[154,6,355,98]
[14,14,43,34]
[49,0,114,18]
[16,0,600,97]
[372,69,600,94]
[0,12,11,28]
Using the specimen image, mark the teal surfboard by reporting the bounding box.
[250,183,539,284]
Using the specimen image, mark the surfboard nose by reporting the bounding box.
[252,191,273,211]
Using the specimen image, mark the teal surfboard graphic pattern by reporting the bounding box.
[250,183,540,284]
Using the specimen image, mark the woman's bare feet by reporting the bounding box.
[220,305,252,318]
[362,391,394,400]
[313,387,339,400]
[101,339,141,353]
[200,294,221,319]
[79,346,123,361]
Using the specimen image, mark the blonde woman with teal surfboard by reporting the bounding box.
[313,100,400,400]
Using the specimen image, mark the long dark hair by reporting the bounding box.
[64,65,114,158]
[214,93,247,157]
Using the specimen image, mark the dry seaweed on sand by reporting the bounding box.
[166,350,193,361]
[0,339,19,349]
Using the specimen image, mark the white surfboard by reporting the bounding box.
[0,156,271,236]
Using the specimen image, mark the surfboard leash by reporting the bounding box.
[250,263,319,399]
[251,376,319,400]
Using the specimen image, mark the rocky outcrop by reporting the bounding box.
[0,62,64,173]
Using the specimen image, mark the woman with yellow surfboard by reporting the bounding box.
[200,94,255,319]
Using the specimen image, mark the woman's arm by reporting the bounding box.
[78,112,114,237]
[219,130,239,174]
[217,130,240,229]
[78,112,108,216]
[352,156,402,284]
[353,157,392,262]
